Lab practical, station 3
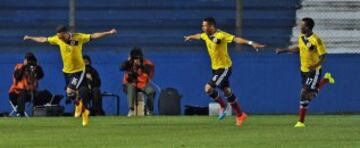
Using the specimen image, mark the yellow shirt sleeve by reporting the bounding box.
[47,36,58,45]
[220,32,235,43]
[78,33,91,43]
[200,33,206,40]
[316,37,327,56]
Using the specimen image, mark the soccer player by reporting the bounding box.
[23,25,117,126]
[184,17,265,127]
[276,17,335,128]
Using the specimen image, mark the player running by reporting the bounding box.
[24,25,117,126]
[184,17,265,127]
[276,17,335,128]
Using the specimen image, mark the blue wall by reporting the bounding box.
[1,52,359,115]
[1,0,358,115]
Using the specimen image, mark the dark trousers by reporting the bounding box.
[9,89,53,115]
[90,87,105,115]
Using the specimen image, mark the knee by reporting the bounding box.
[18,90,27,100]
[146,85,155,94]
[300,89,315,101]
[205,84,219,99]
[78,86,90,95]
[148,89,156,98]
[19,90,27,96]
[9,93,17,104]
[92,87,101,94]
[300,89,311,107]
[125,84,136,97]
[221,87,236,102]
[222,87,233,97]
[92,87,100,91]
[147,92,155,100]
[66,87,76,96]
[204,84,214,94]
[126,84,135,92]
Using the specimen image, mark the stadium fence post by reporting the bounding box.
[235,0,243,51]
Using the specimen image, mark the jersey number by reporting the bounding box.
[71,78,78,85]
[306,78,313,85]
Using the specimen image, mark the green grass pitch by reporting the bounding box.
[0,115,359,148]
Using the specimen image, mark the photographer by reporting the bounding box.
[83,55,105,116]
[9,52,61,116]
[120,48,155,116]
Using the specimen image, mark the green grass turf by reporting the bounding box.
[0,115,359,148]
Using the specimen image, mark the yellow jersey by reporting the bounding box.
[48,33,91,73]
[298,33,327,72]
[200,30,234,70]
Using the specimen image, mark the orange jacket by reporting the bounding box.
[9,64,38,94]
[123,59,154,89]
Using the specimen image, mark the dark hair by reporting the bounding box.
[203,17,216,26]
[83,55,91,64]
[25,52,37,63]
[130,47,143,59]
[302,17,315,30]
[56,25,69,33]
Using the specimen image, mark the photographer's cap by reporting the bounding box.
[130,47,143,59]
[25,52,37,62]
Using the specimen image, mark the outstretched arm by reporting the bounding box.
[23,35,48,44]
[90,28,117,40]
[275,46,299,54]
[233,37,265,52]
[184,33,202,42]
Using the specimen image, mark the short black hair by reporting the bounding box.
[130,47,143,59]
[302,17,315,30]
[203,17,216,26]
[25,52,37,63]
[56,25,69,33]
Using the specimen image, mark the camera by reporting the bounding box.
[27,59,37,67]
[127,71,138,83]
[24,59,37,73]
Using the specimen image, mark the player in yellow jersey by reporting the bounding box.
[184,17,265,127]
[276,18,335,128]
[23,25,117,126]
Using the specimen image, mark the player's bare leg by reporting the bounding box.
[318,72,335,91]
[205,84,227,120]
[223,87,247,127]
[66,87,83,118]
[296,72,335,128]
[295,88,317,127]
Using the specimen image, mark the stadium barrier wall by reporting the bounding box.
[0,52,358,115]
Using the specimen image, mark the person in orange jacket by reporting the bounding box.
[9,52,62,116]
[120,47,155,116]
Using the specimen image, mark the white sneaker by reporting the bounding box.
[146,110,153,116]
[127,110,134,117]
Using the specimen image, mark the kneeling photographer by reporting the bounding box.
[9,52,62,116]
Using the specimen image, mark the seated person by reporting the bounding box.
[83,55,105,116]
[9,52,62,116]
[120,47,155,116]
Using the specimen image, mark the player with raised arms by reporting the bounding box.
[24,25,117,126]
[184,17,265,127]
